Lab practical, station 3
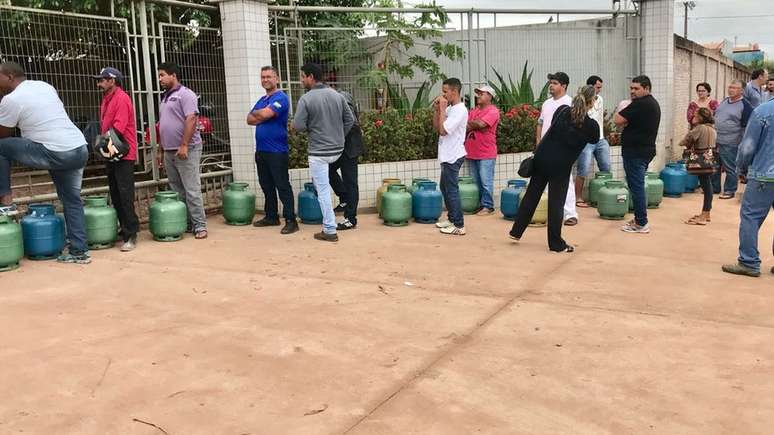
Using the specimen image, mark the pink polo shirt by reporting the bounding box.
[464,104,500,160]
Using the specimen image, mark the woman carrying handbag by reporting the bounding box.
[509,85,599,252]
[680,107,718,225]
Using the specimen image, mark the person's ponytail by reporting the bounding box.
[570,85,596,128]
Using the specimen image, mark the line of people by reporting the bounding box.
[1,59,771,274]
[0,61,208,264]
[679,68,773,277]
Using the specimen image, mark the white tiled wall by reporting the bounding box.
[246,148,626,213]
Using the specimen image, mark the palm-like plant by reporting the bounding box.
[385,80,431,114]
[488,61,549,110]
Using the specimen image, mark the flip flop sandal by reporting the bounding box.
[685,218,708,225]
[195,229,208,239]
[719,194,734,199]
[576,201,590,208]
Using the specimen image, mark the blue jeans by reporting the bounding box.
[623,156,651,226]
[0,138,89,254]
[467,158,495,209]
[737,180,774,271]
[712,144,739,195]
[576,138,611,177]
[308,155,338,234]
[440,157,465,228]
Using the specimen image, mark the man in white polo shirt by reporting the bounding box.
[537,72,577,226]
[0,61,91,264]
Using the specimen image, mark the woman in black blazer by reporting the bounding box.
[510,85,600,252]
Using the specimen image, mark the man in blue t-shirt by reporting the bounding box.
[247,66,298,234]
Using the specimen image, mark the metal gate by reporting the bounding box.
[0,2,232,216]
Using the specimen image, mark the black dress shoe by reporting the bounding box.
[314,231,339,242]
[253,218,280,227]
[281,220,299,234]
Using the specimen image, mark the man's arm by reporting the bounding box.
[736,110,763,181]
[342,97,355,135]
[0,98,20,138]
[291,98,308,132]
[111,97,133,134]
[467,119,488,131]
[535,123,543,146]
[0,125,13,139]
[177,113,198,159]
[246,107,276,126]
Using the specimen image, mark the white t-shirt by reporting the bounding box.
[0,80,86,152]
[587,93,605,139]
[437,102,468,164]
[539,94,572,139]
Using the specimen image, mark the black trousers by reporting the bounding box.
[106,160,139,242]
[256,151,296,222]
[699,173,713,212]
[329,167,346,201]
[510,171,570,252]
[329,153,359,224]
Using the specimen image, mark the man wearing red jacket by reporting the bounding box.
[95,67,139,251]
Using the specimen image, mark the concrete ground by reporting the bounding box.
[1,191,773,435]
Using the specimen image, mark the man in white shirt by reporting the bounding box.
[575,75,612,206]
[537,72,577,225]
[0,62,91,264]
[433,77,468,236]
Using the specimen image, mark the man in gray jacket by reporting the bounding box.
[292,63,354,242]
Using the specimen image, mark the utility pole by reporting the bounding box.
[682,1,696,39]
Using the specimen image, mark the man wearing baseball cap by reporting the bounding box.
[94,67,139,251]
[537,71,579,226]
[464,85,500,215]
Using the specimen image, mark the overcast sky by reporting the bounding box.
[427,0,773,57]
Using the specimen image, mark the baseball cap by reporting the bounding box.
[547,72,570,86]
[93,67,123,80]
[474,85,496,97]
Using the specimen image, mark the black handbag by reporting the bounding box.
[683,147,716,175]
[518,155,534,178]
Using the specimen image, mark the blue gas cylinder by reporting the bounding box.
[298,182,323,224]
[500,179,527,221]
[660,163,687,197]
[412,181,443,224]
[21,203,65,260]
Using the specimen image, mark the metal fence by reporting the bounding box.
[269,7,640,116]
[0,1,232,213]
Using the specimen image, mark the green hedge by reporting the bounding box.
[287,105,542,169]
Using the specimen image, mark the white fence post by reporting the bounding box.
[219,0,273,192]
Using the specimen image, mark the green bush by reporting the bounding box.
[287,105,540,168]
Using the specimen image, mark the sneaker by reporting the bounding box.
[281,220,299,235]
[435,219,453,229]
[314,231,339,242]
[475,207,495,216]
[621,220,650,234]
[253,217,280,227]
[0,203,19,216]
[337,218,357,230]
[722,263,761,277]
[56,252,92,264]
[120,236,137,252]
[334,202,347,213]
[440,225,466,235]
